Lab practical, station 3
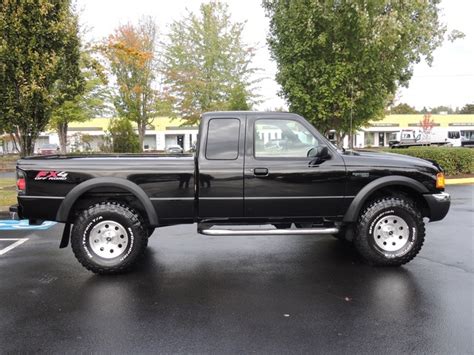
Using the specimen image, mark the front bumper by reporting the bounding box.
[423,192,450,222]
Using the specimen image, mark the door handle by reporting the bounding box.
[253,168,269,176]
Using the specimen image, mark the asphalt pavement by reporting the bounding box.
[0,185,472,354]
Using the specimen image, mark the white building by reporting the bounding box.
[1,114,473,153]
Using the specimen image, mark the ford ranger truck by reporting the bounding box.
[11,112,451,274]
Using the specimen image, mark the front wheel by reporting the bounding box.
[71,202,148,274]
[354,197,425,266]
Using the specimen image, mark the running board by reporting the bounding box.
[200,227,339,236]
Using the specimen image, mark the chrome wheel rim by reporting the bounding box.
[373,215,410,252]
[89,220,129,259]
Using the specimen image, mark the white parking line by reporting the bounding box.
[0,238,29,256]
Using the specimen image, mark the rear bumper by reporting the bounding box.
[423,192,450,222]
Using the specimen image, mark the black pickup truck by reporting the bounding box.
[12,112,450,274]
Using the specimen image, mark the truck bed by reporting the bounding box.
[17,154,196,223]
[22,153,194,159]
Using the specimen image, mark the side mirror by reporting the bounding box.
[307,145,330,158]
[307,145,330,164]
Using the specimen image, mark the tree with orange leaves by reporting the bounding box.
[103,17,169,151]
[419,113,435,142]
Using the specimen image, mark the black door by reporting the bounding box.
[378,132,385,147]
[197,116,245,218]
[244,115,348,219]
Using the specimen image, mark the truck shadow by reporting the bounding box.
[76,235,422,324]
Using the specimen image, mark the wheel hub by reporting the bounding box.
[373,215,409,252]
[89,220,129,259]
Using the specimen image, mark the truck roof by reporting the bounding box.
[202,111,303,119]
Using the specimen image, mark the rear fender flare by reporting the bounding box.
[343,176,429,222]
[56,177,159,226]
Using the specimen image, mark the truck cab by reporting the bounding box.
[196,112,347,223]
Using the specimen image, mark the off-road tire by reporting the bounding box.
[354,197,425,266]
[71,202,148,275]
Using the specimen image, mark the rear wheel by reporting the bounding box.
[71,202,148,274]
[354,197,425,266]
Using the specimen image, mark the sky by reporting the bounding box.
[77,0,474,112]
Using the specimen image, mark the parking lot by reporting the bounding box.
[0,185,472,354]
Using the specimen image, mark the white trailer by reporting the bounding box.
[389,127,463,148]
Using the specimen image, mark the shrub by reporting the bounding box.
[389,147,473,176]
[103,118,140,153]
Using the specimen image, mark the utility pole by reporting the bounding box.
[350,83,353,149]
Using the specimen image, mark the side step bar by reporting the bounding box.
[200,227,339,236]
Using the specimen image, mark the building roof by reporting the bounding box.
[367,114,474,128]
[65,116,185,132]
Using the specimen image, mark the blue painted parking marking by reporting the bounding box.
[0,220,56,231]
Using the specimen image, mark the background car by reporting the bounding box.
[165,144,183,153]
[37,143,59,155]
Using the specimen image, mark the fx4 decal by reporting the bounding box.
[35,171,69,181]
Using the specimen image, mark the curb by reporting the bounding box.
[445,178,474,185]
[0,211,10,219]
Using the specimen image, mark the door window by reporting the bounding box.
[254,119,319,158]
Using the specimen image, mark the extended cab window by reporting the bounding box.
[255,119,319,158]
[206,118,240,160]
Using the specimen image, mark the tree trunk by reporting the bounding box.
[336,132,346,149]
[57,122,68,154]
[19,130,35,157]
[9,130,23,156]
[138,122,145,152]
[9,132,20,154]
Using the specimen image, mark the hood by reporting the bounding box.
[342,149,442,172]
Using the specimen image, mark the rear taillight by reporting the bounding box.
[16,170,26,193]
[16,178,26,191]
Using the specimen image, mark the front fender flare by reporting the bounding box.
[56,177,159,226]
[343,176,429,222]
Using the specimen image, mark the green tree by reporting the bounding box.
[102,17,166,151]
[50,51,110,153]
[430,105,453,114]
[227,84,251,111]
[390,103,418,114]
[263,0,449,146]
[163,1,259,124]
[0,0,83,156]
[105,117,140,153]
[458,103,474,114]
[80,133,94,151]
